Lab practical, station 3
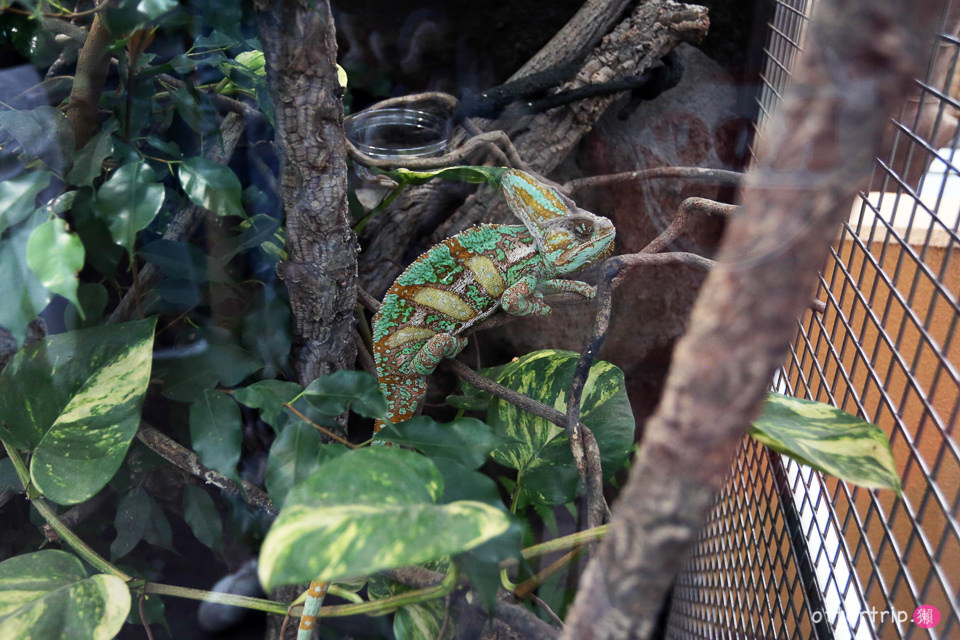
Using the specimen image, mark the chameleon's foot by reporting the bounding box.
[412,333,469,376]
[501,278,553,316]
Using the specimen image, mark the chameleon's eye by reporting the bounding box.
[572,220,593,240]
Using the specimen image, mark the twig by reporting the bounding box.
[41,490,110,542]
[282,403,356,448]
[354,329,377,376]
[157,73,265,122]
[381,566,560,640]
[526,592,566,628]
[641,197,737,254]
[564,167,745,193]
[139,595,155,640]
[356,286,382,313]
[135,423,277,516]
[513,547,583,600]
[443,359,610,522]
[562,193,724,528]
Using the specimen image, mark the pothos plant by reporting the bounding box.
[0,2,900,640]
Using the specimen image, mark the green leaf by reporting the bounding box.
[189,389,242,481]
[0,211,49,348]
[382,165,508,189]
[394,598,449,640]
[0,458,18,492]
[154,342,263,402]
[93,161,165,255]
[485,350,634,505]
[222,213,281,261]
[234,379,302,428]
[183,485,225,555]
[143,496,174,552]
[0,550,130,640]
[138,239,211,283]
[431,457,521,612]
[0,106,74,173]
[302,369,388,419]
[0,319,156,504]
[137,0,177,19]
[264,422,331,507]
[751,392,902,493]
[178,157,245,218]
[240,286,291,378]
[26,218,85,316]
[168,87,219,136]
[66,122,117,187]
[378,417,507,469]
[63,283,109,331]
[258,447,510,590]
[0,170,51,235]
[111,487,151,561]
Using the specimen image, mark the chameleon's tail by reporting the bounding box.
[375,377,426,434]
[297,580,328,640]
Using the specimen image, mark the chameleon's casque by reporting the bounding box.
[370,169,615,430]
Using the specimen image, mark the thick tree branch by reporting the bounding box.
[257,0,358,385]
[62,0,114,149]
[559,0,942,637]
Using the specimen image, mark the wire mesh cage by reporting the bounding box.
[665,0,960,638]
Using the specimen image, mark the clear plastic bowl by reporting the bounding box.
[344,108,451,159]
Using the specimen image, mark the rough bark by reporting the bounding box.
[434,0,710,239]
[506,0,636,80]
[558,0,942,638]
[256,0,358,385]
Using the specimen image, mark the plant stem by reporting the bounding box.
[314,565,459,618]
[143,582,290,615]
[2,442,132,581]
[519,524,609,561]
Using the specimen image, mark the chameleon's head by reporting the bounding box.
[502,169,615,274]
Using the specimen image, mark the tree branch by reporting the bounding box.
[136,423,277,516]
[62,0,114,149]
[257,0,357,385]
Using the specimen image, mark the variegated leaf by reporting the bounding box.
[0,319,156,504]
[0,550,130,640]
[751,392,901,493]
[258,448,510,590]
[483,350,634,505]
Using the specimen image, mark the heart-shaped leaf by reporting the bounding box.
[0,550,130,640]
[0,319,156,504]
[27,218,85,316]
[751,393,901,493]
[258,447,510,590]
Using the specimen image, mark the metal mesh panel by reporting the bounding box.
[666,0,960,637]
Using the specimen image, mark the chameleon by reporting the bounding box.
[296,169,614,639]
[371,168,616,431]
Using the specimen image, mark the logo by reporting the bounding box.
[912,605,941,629]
